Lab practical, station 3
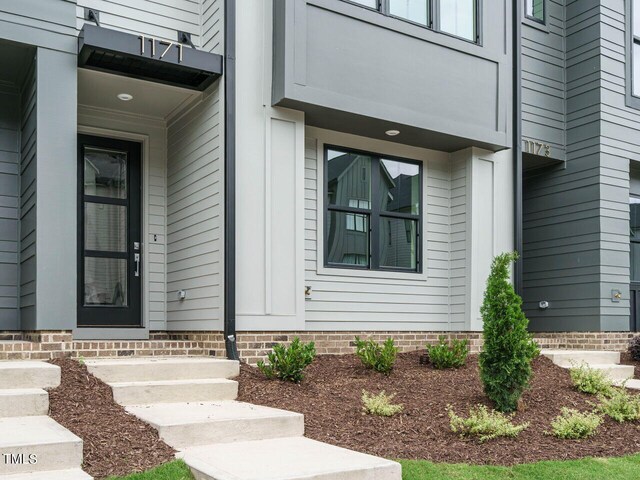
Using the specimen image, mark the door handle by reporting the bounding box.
[134,253,140,277]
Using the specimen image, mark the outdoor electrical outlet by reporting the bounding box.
[178,290,187,301]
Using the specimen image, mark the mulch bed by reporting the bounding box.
[48,358,175,479]
[237,352,640,465]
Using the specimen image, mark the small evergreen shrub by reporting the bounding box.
[596,387,640,422]
[361,390,403,417]
[427,336,469,369]
[354,337,398,375]
[446,404,529,442]
[629,336,640,361]
[549,408,602,439]
[257,337,316,383]
[479,252,540,412]
[569,363,614,396]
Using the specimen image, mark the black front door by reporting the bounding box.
[78,135,142,327]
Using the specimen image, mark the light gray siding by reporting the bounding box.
[449,152,468,329]
[19,59,36,328]
[0,0,76,53]
[166,85,223,331]
[202,0,223,54]
[75,0,201,45]
[0,87,20,329]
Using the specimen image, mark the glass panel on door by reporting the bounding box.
[78,136,141,327]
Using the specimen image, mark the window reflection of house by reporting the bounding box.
[326,148,421,271]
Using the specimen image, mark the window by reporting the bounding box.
[325,147,422,272]
[439,0,477,41]
[525,0,544,24]
[343,0,479,43]
[390,0,430,26]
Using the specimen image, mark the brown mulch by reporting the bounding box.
[620,352,640,379]
[48,358,175,479]
[237,351,640,465]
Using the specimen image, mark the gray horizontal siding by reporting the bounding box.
[523,0,631,332]
[0,87,20,329]
[0,0,77,53]
[20,58,36,328]
[75,0,201,45]
[166,85,223,330]
[521,0,566,159]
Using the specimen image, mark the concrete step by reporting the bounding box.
[579,364,634,382]
[0,362,60,390]
[126,401,304,449]
[183,437,401,480]
[1,469,93,479]
[85,357,239,383]
[623,379,640,389]
[110,378,239,405]
[541,349,621,367]
[0,416,83,475]
[0,389,48,417]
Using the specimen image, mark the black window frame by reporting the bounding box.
[524,0,545,25]
[343,0,481,45]
[323,145,423,274]
[628,0,640,109]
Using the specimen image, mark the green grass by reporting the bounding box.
[104,460,193,480]
[399,454,640,480]
[103,456,640,480]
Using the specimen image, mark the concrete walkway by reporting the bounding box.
[0,361,91,479]
[87,357,401,480]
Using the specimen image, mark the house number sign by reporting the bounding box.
[522,139,551,157]
[139,35,184,63]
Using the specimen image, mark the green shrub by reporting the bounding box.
[446,404,529,442]
[354,337,398,375]
[361,390,403,417]
[596,387,640,422]
[427,336,469,369]
[629,336,640,361]
[479,252,540,412]
[569,363,614,396]
[549,408,602,439]
[257,337,316,383]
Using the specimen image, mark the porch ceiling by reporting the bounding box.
[78,69,200,121]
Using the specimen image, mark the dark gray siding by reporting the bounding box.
[521,0,566,161]
[522,0,630,331]
[19,58,36,328]
[0,88,20,329]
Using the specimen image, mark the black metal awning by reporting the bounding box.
[78,24,223,91]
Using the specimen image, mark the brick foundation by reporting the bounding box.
[0,330,638,364]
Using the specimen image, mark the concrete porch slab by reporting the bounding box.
[182,436,401,480]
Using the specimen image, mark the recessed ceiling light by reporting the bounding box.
[117,93,133,102]
[385,129,400,136]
